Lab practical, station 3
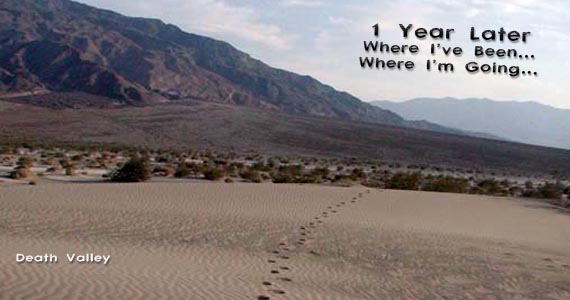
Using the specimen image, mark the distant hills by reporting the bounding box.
[2,99,570,176]
[372,98,570,150]
[0,0,459,133]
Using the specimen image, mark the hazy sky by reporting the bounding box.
[78,0,570,109]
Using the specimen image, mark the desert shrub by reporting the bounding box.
[252,162,271,172]
[351,168,366,180]
[10,166,32,179]
[17,156,32,168]
[310,167,330,180]
[423,176,469,193]
[59,159,72,169]
[298,174,321,184]
[385,172,422,190]
[278,164,303,177]
[155,156,170,163]
[362,180,384,188]
[239,169,262,183]
[271,172,294,183]
[473,179,508,196]
[266,159,276,169]
[508,186,524,197]
[174,163,191,178]
[65,166,76,176]
[271,164,318,184]
[110,157,150,182]
[202,167,224,181]
[537,182,564,199]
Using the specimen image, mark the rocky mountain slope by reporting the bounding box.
[0,0,421,127]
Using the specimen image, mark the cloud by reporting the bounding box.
[79,0,293,49]
[328,16,349,25]
[283,0,324,7]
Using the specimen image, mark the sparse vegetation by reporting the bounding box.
[110,157,150,182]
[423,176,469,194]
[201,167,224,181]
[1,141,569,210]
[174,162,191,178]
[384,172,422,191]
[239,169,263,183]
[10,166,32,179]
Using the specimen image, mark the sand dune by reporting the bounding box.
[1,182,569,299]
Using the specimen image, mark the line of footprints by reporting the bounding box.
[257,189,373,300]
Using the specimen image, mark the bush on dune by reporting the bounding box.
[174,162,191,178]
[110,157,150,182]
[10,166,32,179]
[385,172,422,190]
[472,179,508,196]
[201,167,224,181]
[423,176,469,193]
[239,169,263,183]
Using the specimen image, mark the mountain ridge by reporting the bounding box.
[372,98,570,149]
[0,0,460,132]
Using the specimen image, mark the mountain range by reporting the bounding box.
[0,0,569,176]
[0,0,461,133]
[372,98,570,150]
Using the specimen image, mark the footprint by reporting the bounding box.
[272,250,280,254]
[271,270,280,274]
[278,277,293,282]
[279,256,290,260]
[270,289,286,295]
[257,295,270,300]
[268,259,276,263]
[262,281,272,286]
[279,266,290,270]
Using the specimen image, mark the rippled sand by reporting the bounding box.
[1,182,569,299]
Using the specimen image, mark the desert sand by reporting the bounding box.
[1,182,569,299]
